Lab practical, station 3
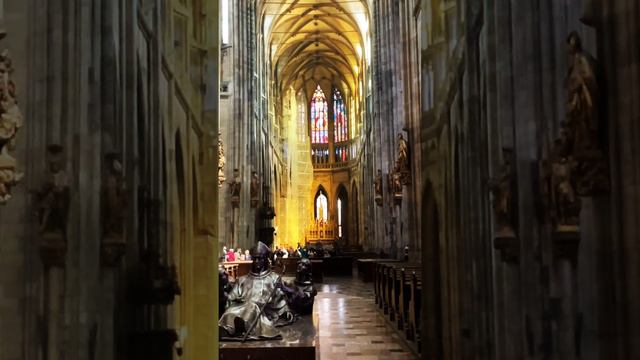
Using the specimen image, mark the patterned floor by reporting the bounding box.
[315,276,419,360]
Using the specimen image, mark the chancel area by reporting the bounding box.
[1,0,640,359]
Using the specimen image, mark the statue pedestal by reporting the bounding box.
[101,236,126,267]
[231,195,240,208]
[220,313,318,360]
[40,232,66,268]
[393,193,402,205]
[375,195,383,206]
[493,227,518,263]
[129,330,177,360]
[552,225,580,259]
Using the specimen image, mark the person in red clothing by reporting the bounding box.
[227,249,236,262]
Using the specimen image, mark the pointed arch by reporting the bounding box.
[336,184,348,241]
[314,186,329,221]
[350,181,360,246]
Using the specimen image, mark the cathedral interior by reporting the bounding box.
[1,0,640,359]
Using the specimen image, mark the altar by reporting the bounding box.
[219,313,318,360]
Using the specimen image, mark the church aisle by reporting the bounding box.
[315,277,418,360]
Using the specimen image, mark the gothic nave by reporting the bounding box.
[1,0,640,359]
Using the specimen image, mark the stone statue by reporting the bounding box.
[395,133,411,185]
[565,31,608,195]
[218,242,295,340]
[282,258,317,316]
[389,170,403,204]
[550,137,581,229]
[0,46,24,204]
[396,133,409,173]
[229,168,241,208]
[34,145,70,267]
[35,145,70,237]
[374,169,383,206]
[250,171,259,208]
[101,153,127,266]
[488,148,515,237]
[218,134,226,188]
[102,153,126,240]
[566,32,598,156]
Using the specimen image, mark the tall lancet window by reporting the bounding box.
[298,100,307,142]
[311,85,328,144]
[315,190,328,222]
[337,198,343,237]
[333,89,348,142]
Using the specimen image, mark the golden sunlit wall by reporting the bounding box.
[274,89,313,249]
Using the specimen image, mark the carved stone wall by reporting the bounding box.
[0,1,220,360]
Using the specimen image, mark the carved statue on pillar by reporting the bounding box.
[35,145,70,267]
[488,148,516,241]
[101,153,127,267]
[0,44,24,204]
[388,171,403,205]
[546,133,582,257]
[374,169,383,206]
[580,0,600,27]
[229,168,241,208]
[550,138,581,231]
[565,31,609,196]
[250,171,259,208]
[218,134,226,188]
[395,133,411,185]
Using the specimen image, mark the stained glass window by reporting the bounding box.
[310,85,328,144]
[333,89,348,142]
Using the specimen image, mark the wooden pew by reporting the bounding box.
[356,259,377,282]
[373,260,399,307]
[222,263,239,282]
[372,262,423,353]
[408,271,422,351]
[382,263,420,323]
[390,264,421,330]
[376,261,398,315]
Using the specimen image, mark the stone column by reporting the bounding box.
[328,94,336,164]
[44,268,65,360]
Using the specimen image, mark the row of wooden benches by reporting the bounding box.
[374,261,423,354]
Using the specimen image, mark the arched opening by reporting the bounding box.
[421,181,443,359]
[336,185,348,244]
[192,160,199,230]
[174,132,187,329]
[351,182,360,247]
[314,187,328,222]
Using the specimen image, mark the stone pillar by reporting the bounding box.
[328,94,336,164]
[44,268,65,360]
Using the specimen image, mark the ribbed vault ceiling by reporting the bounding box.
[260,0,369,100]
